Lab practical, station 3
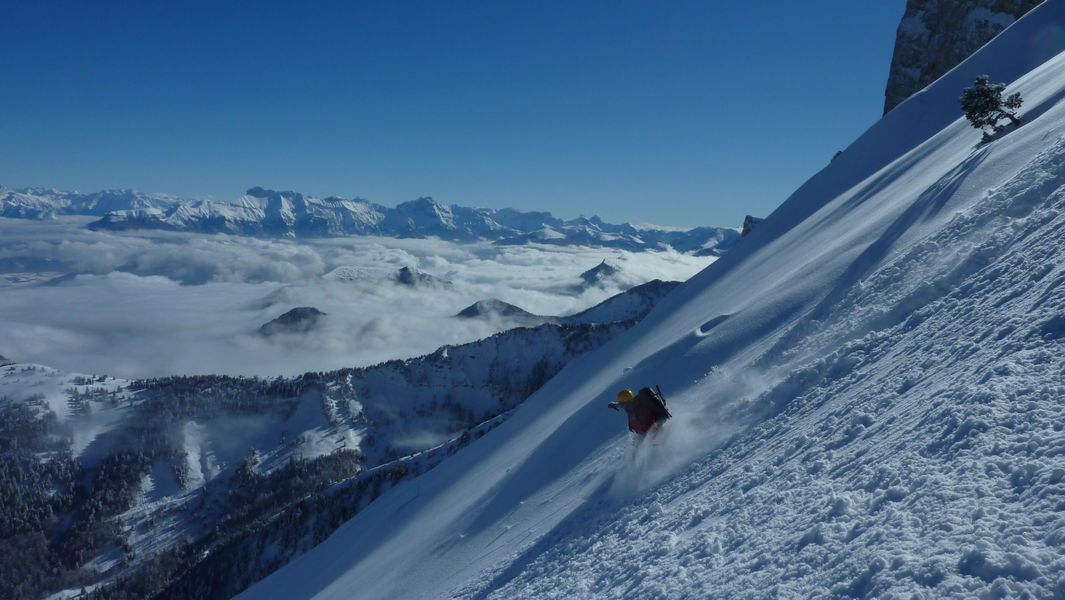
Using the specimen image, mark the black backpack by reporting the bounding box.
[640,386,672,421]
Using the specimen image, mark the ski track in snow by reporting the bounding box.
[235,3,1065,598]
[473,132,1065,600]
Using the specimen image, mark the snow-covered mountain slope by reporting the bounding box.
[3,186,741,253]
[558,279,681,326]
[2,185,737,254]
[0,279,670,599]
[240,4,1065,598]
[83,188,386,237]
[0,187,180,219]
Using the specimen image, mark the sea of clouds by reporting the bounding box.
[0,217,715,378]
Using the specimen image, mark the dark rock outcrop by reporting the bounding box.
[578,260,622,289]
[391,266,450,288]
[455,299,551,326]
[883,0,1040,114]
[259,307,326,336]
[741,215,764,238]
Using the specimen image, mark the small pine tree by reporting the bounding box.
[959,75,1023,142]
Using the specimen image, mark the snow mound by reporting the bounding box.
[240,3,1065,599]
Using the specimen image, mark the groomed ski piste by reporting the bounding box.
[240,3,1065,598]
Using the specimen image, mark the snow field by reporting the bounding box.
[237,3,1065,598]
[481,130,1065,598]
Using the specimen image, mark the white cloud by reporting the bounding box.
[0,217,715,378]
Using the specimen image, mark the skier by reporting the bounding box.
[608,387,671,436]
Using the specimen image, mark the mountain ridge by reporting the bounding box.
[0,185,739,253]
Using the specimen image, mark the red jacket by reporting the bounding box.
[615,387,671,435]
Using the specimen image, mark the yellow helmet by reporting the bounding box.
[616,389,635,403]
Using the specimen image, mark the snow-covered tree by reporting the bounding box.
[959,74,1023,141]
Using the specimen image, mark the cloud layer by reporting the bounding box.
[0,217,715,378]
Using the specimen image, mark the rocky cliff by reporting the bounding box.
[883,0,1041,114]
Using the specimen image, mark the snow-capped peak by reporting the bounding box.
[2,185,739,254]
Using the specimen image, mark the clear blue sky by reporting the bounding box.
[0,1,904,227]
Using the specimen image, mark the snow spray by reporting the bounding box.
[606,366,762,501]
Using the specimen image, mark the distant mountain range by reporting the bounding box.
[0,187,181,219]
[0,185,739,254]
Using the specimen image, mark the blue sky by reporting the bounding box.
[0,1,904,227]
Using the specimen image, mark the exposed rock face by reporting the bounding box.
[559,279,680,325]
[455,299,550,327]
[391,266,450,288]
[741,215,764,237]
[259,306,326,336]
[578,259,622,288]
[883,0,1040,114]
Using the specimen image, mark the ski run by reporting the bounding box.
[238,3,1065,598]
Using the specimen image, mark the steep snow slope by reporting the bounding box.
[455,280,682,329]
[242,4,1065,599]
[0,279,671,599]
